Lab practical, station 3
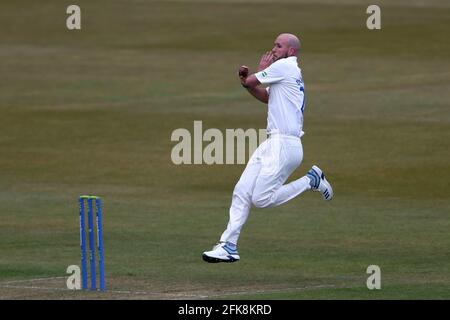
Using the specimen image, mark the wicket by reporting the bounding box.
[79,195,105,291]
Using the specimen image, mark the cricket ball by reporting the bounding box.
[238,66,249,77]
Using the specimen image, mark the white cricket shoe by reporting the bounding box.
[202,242,240,263]
[306,165,333,201]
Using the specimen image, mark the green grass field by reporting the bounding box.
[1,0,449,299]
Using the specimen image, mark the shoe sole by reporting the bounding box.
[202,253,239,263]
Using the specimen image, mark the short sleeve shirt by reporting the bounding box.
[255,56,305,137]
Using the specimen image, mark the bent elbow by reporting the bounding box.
[245,75,260,89]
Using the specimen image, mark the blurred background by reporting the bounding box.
[0,0,449,299]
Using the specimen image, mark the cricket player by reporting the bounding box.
[202,33,333,263]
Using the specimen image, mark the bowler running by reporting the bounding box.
[202,33,333,263]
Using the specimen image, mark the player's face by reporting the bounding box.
[271,38,290,61]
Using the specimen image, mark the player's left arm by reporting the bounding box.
[240,51,275,88]
[240,74,268,103]
[238,65,267,103]
[240,74,261,89]
[238,51,278,103]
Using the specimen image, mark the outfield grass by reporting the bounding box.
[0,0,449,299]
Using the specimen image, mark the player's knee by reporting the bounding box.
[251,192,274,208]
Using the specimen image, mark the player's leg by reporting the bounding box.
[251,136,307,208]
[252,136,333,207]
[202,140,267,263]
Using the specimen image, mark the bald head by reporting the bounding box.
[277,33,300,55]
[271,33,301,61]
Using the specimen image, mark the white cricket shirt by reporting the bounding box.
[254,56,305,138]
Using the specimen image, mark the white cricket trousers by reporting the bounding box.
[220,134,311,245]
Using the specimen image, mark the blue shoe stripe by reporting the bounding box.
[307,169,320,189]
[223,245,238,255]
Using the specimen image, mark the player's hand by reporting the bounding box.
[238,65,249,78]
[238,65,249,87]
[258,51,274,71]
